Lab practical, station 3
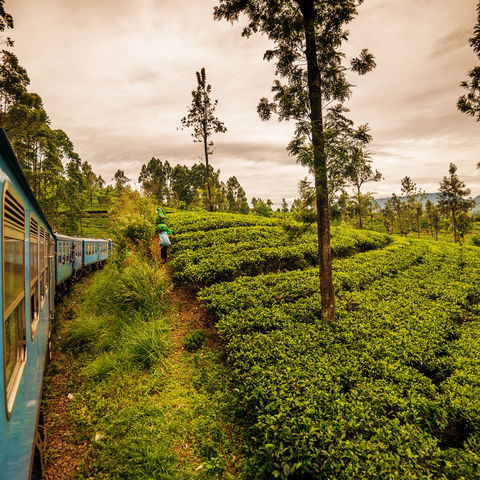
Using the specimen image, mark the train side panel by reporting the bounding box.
[55,235,83,286]
[0,141,54,480]
[98,239,109,262]
[83,239,99,267]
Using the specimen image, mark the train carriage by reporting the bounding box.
[82,238,105,268]
[98,238,110,263]
[54,234,83,286]
[0,130,55,480]
[0,129,112,479]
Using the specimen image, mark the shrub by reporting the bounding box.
[471,234,480,247]
[110,254,170,313]
[183,330,206,352]
[167,212,480,479]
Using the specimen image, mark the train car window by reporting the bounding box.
[2,184,26,417]
[45,232,49,292]
[29,216,39,338]
[40,226,45,300]
[29,217,38,284]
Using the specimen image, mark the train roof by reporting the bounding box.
[0,129,54,235]
[78,237,110,242]
[54,233,84,242]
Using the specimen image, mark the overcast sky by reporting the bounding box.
[6,0,480,205]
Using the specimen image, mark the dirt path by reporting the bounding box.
[43,276,94,480]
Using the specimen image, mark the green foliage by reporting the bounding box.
[457,1,480,121]
[184,330,206,352]
[123,320,170,369]
[61,313,106,354]
[169,213,391,285]
[167,211,480,479]
[109,191,157,253]
[168,211,277,234]
[53,250,244,478]
[63,253,171,375]
[472,233,480,246]
[438,164,475,243]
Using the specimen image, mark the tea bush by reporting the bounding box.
[167,212,480,479]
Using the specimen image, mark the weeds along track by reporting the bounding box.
[168,211,480,480]
[44,252,244,479]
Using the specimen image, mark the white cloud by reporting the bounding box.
[6,0,480,206]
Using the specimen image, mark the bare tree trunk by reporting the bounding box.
[203,126,213,212]
[300,0,335,323]
[357,185,363,229]
[452,209,457,243]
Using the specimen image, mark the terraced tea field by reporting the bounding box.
[168,211,480,479]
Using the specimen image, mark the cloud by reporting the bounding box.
[5,0,480,206]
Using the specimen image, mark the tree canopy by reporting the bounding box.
[181,67,227,212]
[458,1,480,121]
[214,0,375,322]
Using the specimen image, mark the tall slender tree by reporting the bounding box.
[344,125,382,229]
[400,176,425,237]
[181,68,227,212]
[214,0,375,322]
[113,169,130,193]
[425,199,441,240]
[458,1,480,122]
[438,163,475,243]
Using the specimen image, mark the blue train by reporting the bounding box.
[0,130,111,479]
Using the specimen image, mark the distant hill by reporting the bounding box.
[374,193,480,211]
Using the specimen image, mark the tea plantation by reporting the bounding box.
[168,211,480,479]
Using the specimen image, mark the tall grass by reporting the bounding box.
[62,252,171,377]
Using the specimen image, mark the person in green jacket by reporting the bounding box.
[156,218,172,263]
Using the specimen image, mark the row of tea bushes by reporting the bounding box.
[199,241,480,478]
[170,218,391,285]
[167,211,277,234]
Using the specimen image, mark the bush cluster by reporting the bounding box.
[170,220,391,286]
[170,211,480,479]
[62,252,171,377]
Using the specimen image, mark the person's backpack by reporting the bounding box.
[159,231,171,246]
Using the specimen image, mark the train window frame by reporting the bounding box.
[29,215,39,339]
[39,226,45,304]
[44,231,49,294]
[2,182,27,420]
